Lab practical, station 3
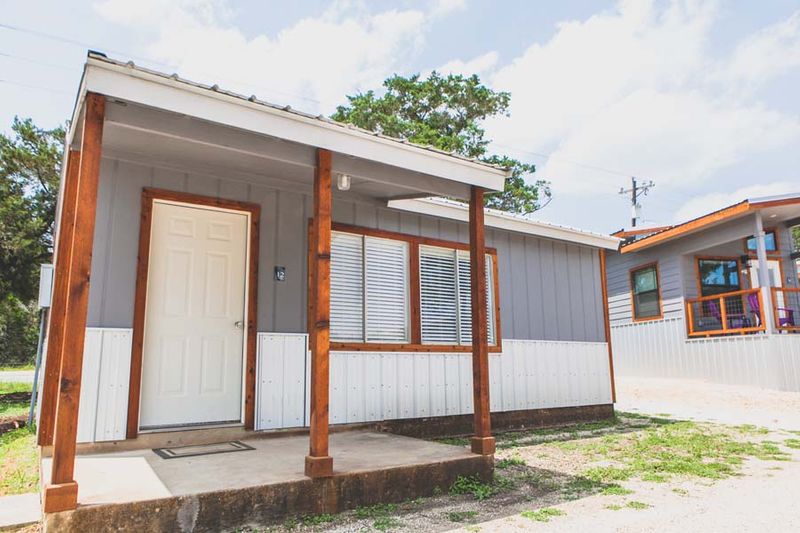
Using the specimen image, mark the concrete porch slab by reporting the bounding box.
[0,492,41,530]
[42,431,492,532]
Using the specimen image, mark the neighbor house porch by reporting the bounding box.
[37,52,509,519]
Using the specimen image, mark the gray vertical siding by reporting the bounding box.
[87,156,607,342]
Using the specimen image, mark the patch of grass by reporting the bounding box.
[655,413,672,418]
[0,365,35,372]
[495,456,525,469]
[570,419,790,484]
[0,400,28,419]
[600,483,634,496]
[783,438,800,449]
[354,503,397,519]
[447,510,478,522]
[734,424,769,435]
[494,417,623,450]
[672,487,689,496]
[372,516,402,531]
[0,382,32,395]
[450,474,512,501]
[300,513,335,526]
[282,516,299,529]
[0,426,38,496]
[520,508,566,522]
[626,500,650,510]
[605,504,623,511]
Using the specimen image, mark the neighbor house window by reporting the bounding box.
[745,230,778,253]
[419,245,496,345]
[330,231,409,343]
[697,258,740,297]
[324,223,501,350]
[630,263,661,320]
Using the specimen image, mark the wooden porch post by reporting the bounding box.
[305,148,334,477]
[598,249,617,403]
[468,186,495,456]
[38,149,81,446]
[43,93,105,513]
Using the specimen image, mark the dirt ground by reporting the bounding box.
[445,377,800,533]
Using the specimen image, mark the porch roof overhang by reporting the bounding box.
[66,52,509,202]
[388,197,621,250]
[620,193,800,253]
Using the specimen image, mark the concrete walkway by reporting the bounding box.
[0,493,40,530]
[0,370,35,384]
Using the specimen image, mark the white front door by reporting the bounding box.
[139,201,249,430]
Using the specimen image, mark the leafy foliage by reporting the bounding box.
[331,72,550,214]
[0,117,64,365]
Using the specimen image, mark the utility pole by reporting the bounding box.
[619,177,655,227]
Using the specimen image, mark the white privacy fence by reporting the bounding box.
[611,317,800,391]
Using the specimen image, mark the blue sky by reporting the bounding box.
[2,0,799,234]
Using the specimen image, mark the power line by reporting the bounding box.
[619,177,655,227]
[0,79,73,95]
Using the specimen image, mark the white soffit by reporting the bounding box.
[78,55,508,192]
[388,198,621,250]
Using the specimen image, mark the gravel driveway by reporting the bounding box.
[448,376,800,533]
[0,370,35,384]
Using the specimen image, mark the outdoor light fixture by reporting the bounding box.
[337,173,351,191]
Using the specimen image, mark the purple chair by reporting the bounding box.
[749,290,795,329]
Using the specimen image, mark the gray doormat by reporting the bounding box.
[153,440,255,459]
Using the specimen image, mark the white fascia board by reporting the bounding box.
[82,59,508,192]
[388,199,621,250]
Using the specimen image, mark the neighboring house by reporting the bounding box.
[606,195,800,391]
[37,52,619,516]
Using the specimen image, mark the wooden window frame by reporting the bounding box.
[629,261,664,322]
[312,221,502,353]
[127,188,260,439]
[694,256,742,298]
[743,227,780,257]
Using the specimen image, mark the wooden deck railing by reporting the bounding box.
[772,287,800,332]
[685,288,765,337]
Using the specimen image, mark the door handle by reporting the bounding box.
[234,321,244,330]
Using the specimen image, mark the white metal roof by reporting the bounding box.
[388,197,621,250]
[70,52,509,193]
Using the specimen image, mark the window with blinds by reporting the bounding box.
[329,231,409,343]
[420,245,496,345]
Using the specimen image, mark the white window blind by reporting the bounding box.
[330,232,364,341]
[365,237,409,342]
[420,246,496,345]
[329,231,409,343]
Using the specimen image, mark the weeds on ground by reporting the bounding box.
[495,456,525,469]
[446,510,478,522]
[449,474,514,501]
[354,503,398,519]
[520,508,565,522]
[625,501,650,510]
[600,483,634,496]
[0,399,28,419]
[783,438,800,449]
[605,504,623,511]
[566,419,790,484]
[372,516,402,531]
[0,382,32,395]
[672,487,689,496]
[0,426,38,496]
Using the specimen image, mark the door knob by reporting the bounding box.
[234,321,244,330]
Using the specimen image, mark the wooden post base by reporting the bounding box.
[470,436,496,456]
[43,481,78,513]
[305,455,334,478]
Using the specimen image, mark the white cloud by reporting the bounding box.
[429,0,466,18]
[93,0,438,111]
[479,0,800,200]
[436,51,498,76]
[674,182,800,222]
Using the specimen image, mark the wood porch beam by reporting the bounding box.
[305,148,334,478]
[468,186,495,456]
[38,149,81,446]
[598,249,617,403]
[43,93,105,513]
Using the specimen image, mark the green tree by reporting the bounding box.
[0,117,64,365]
[331,72,550,214]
